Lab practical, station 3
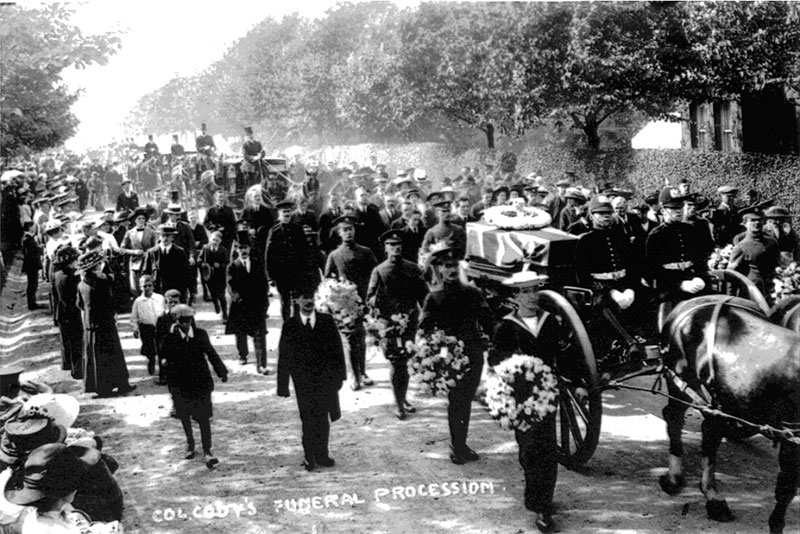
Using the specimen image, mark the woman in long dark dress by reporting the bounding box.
[52,245,84,379]
[76,250,136,397]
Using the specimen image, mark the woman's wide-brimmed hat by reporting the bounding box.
[4,443,93,505]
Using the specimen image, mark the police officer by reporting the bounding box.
[646,187,710,320]
[418,247,494,464]
[325,215,378,391]
[575,196,643,355]
[366,230,428,419]
[266,200,308,320]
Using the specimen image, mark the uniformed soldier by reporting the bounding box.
[646,187,710,320]
[324,215,379,391]
[728,210,780,300]
[418,247,495,465]
[421,197,467,260]
[266,200,308,320]
[366,230,428,419]
[709,185,739,246]
[241,126,265,183]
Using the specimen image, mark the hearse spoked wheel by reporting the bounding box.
[534,290,602,469]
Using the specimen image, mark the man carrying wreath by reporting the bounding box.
[489,271,561,533]
[366,230,428,420]
[418,246,494,465]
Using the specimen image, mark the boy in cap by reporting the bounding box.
[160,304,228,468]
[366,230,428,419]
[131,274,165,375]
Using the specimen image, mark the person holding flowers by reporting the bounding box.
[366,230,428,419]
[325,215,378,391]
[418,246,494,464]
[489,271,561,533]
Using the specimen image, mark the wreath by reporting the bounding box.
[364,312,415,360]
[314,278,364,332]
[410,329,470,396]
[483,205,552,230]
[485,354,559,432]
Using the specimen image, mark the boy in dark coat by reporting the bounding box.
[160,304,228,469]
[277,285,346,471]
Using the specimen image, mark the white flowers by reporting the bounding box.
[486,354,558,432]
[772,261,800,303]
[483,205,552,230]
[409,329,469,397]
[315,278,364,332]
[708,244,733,270]
[364,312,413,359]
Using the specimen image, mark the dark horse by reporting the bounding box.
[659,295,799,534]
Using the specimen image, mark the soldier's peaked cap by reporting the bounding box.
[379,230,403,244]
[333,215,357,227]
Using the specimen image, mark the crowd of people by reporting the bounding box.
[1,132,799,533]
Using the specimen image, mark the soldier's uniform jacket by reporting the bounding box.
[645,220,709,296]
[421,222,467,260]
[265,221,308,288]
[729,233,780,296]
[575,224,638,291]
[366,258,427,323]
[324,242,378,301]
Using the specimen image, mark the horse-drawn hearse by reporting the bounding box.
[463,214,799,534]
[217,156,293,210]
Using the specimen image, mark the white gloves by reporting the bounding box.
[610,288,635,309]
[679,277,706,294]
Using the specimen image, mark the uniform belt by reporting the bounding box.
[662,261,693,270]
[591,269,627,281]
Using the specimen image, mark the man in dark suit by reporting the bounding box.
[291,195,318,231]
[378,194,401,228]
[116,179,139,212]
[325,215,378,391]
[205,190,237,253]
[143,225,191,300]
[266,201,308,320]
[21,221,42,310]
[352,186,386,260]
[226,231,269,373]
[199,231,229,321]
[277,285,346,471]
[318,196,343,255]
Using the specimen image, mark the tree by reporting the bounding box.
[0,4,120,158]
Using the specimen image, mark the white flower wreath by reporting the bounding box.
[486,354,559,432]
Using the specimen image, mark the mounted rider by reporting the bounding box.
[241,126,265,184]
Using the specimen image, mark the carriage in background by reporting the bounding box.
[217,156,292,210]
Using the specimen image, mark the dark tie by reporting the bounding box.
[135,228,144,232]
[305,319,313,332]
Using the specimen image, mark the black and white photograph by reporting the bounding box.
[0,1,799,533]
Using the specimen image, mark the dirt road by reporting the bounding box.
[0,254,796,534]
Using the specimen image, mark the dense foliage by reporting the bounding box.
[120,1,800,151]
[0,4,120,158]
